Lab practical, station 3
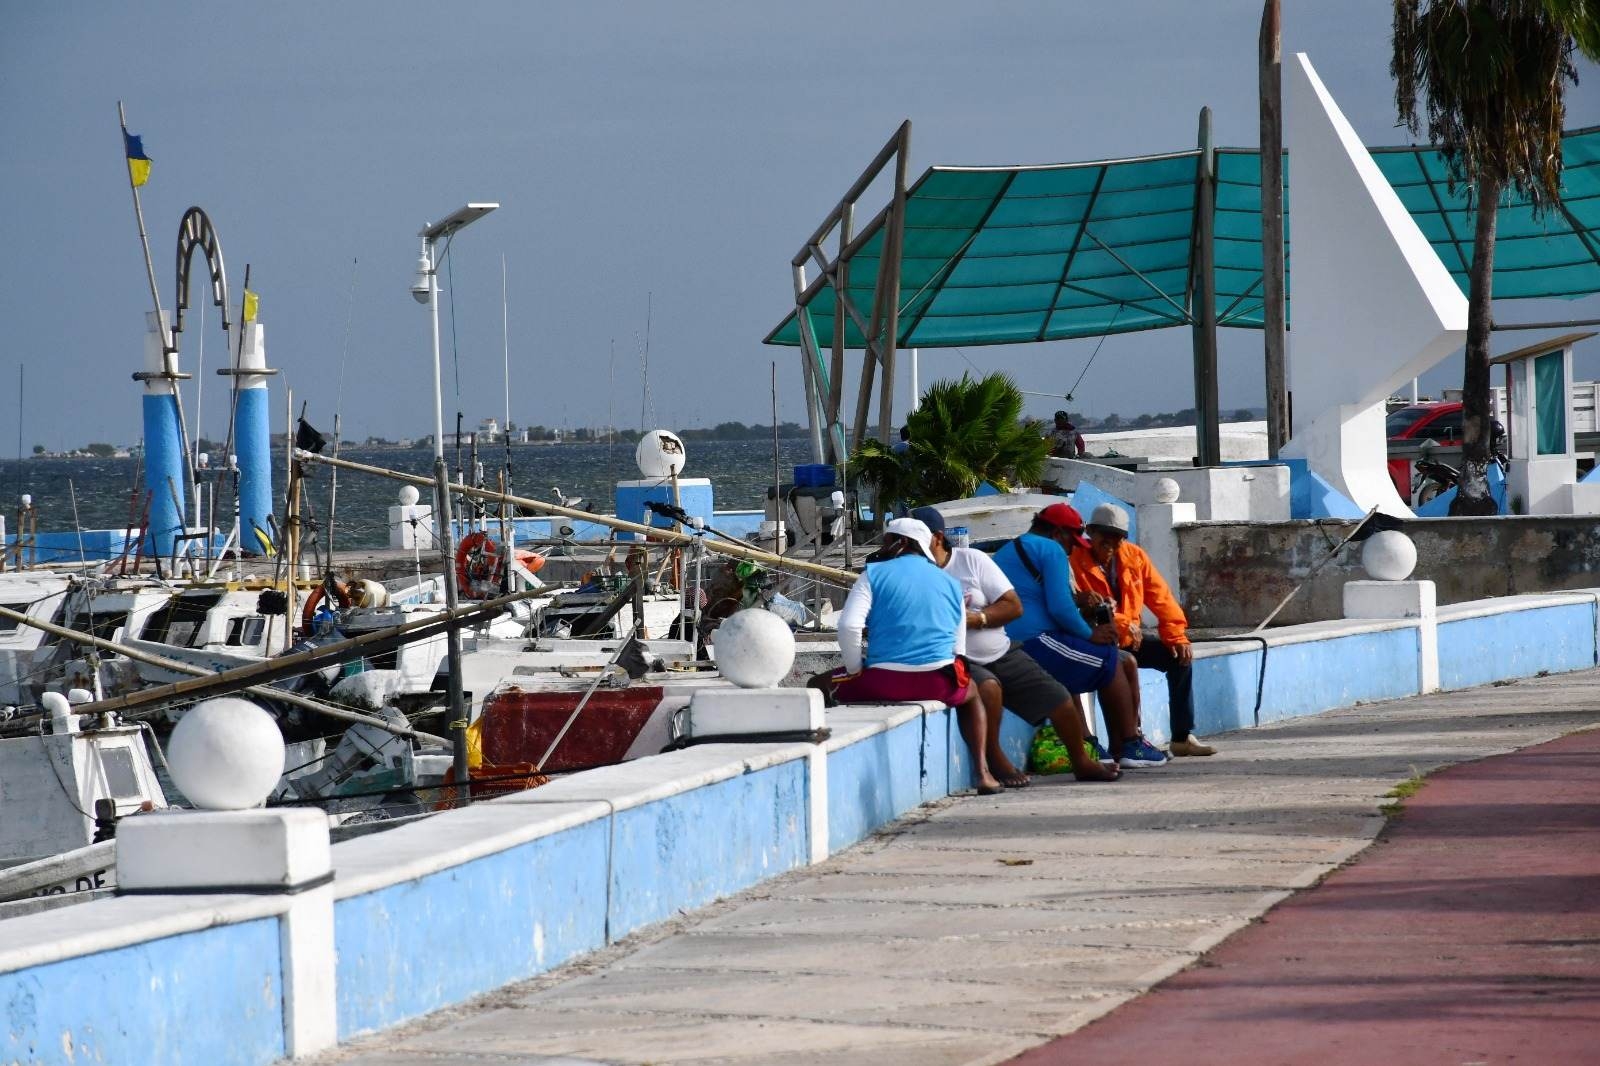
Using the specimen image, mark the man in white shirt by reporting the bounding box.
[911,508,1120,786]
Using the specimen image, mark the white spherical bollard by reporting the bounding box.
[1361,530,1417,582]
[166,698,286,810]
[716,609,796,689]
[636,430,687,478]
[398,485,421,506]
[1152,477,1181,504]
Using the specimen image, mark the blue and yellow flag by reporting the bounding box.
[251,522,277,557]
[122,129,151,187]
[242,289,259,323]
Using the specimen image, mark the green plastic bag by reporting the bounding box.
[1028,723,1073,775]
[1028,724,1102,774]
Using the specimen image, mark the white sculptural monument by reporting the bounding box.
[1280,54,1469,516]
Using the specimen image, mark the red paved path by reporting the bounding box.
[1012,728,1600,1066]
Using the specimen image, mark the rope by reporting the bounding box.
[1064,303,1124,404]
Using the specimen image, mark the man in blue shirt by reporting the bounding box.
[829,517,1003,793]
[994,503,1167,768]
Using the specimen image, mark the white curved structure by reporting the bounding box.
[1281,54,1468,515]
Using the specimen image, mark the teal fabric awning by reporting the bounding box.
[766,126,1600,348]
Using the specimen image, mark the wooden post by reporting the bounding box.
[1260,0,1289,457]
[877,121,911,446]
[829,203,853,464]
[1191,107,1221,467]
[434,458,471,806]
[284,389,298,640]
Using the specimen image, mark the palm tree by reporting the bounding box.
[1391,0,1588,514]
[851,372,1051,510]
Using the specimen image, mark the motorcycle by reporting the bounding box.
[1411,422,1509,506]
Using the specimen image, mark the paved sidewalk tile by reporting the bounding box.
[310,670,1600,1066]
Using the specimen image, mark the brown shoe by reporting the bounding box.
[1169,737,1217,757]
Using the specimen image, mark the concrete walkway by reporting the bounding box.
[307,670,1600,1066]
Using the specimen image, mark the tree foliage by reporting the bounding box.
[1391,0,1584,514]
[849,372,1050,508]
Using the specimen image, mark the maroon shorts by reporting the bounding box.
[832,663,972,706]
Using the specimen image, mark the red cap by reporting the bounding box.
[1037,503,1091,549]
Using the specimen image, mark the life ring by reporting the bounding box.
[455,533,546,599]
[300,578,352,632]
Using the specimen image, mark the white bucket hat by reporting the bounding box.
[1087,503,1131,535]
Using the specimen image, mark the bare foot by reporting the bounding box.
[990,754,1031,789]
[1071,759,1121,782]
[976,770,1005,795]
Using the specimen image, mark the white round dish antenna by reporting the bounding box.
[166,697,286,810]
[716,609,796,688]
[398,485,421,506]
[1361,530,1417,582]
[636,430,687,478]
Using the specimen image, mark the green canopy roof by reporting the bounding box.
[766,126,1600,348]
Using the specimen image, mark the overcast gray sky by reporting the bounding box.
[3,1,1596,450]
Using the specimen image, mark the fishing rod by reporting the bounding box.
[23,582,553,723]
[0,600,446,743]
[297,450,858,586]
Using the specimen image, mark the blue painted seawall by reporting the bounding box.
[337,759,811,1039]
[1438,601,1596,689]
[0,918,284,1066]
[336,819,610,1038]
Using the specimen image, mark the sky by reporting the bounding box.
[3,1,1597,451]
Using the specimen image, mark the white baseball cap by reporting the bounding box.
[883,517,935,560]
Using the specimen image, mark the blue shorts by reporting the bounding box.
[1022,632,1118,694]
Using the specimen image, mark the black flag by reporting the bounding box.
[1348,510,1407,542]
[295,417,328,455]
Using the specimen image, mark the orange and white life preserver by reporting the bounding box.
[300,578,352,632]
[455,532,545,599]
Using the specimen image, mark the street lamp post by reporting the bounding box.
[413,203,498,462]
[413,202,498,806]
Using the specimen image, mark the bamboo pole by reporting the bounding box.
[0,601,447,743]
[297,450,858,585]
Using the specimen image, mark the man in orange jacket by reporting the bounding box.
[1069,503,1218,757]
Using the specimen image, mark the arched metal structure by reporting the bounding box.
[172,206,231,345]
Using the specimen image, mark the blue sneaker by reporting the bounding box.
[1119,736,1170,768]
[1083,735,1110,763]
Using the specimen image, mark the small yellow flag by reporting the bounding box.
[242,289,259,323]
[251,522,276,557]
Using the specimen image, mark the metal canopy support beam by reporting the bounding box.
[877,125,911,446]
[1083,231,1196,324]
[796,305,828,462]
[1039,168,1108,341]
[787,120,913,469]
[829,204,853,454]
[1191,106,1222,467]
[1259,0,1289,458]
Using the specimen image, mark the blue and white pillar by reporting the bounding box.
[140,311,187,559]
[230,320,276,552]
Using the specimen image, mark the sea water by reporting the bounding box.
[0,438,815,553]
